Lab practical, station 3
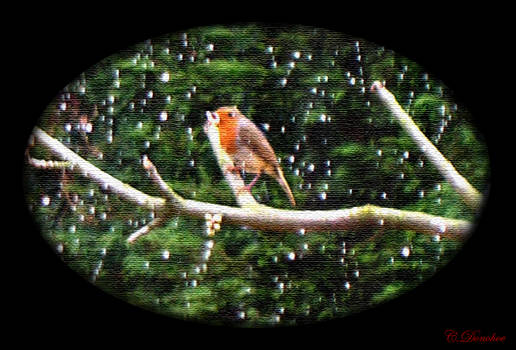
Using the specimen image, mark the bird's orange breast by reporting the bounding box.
[219,116,239,155]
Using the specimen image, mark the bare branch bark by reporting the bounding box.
[370,82,483,210]
[28,126,474,241]
[31,127,165,210]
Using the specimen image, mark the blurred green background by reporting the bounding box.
[24,24,489,326]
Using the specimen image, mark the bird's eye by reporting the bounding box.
[229,111,236,118]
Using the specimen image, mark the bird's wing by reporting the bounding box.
[237,117,279,166]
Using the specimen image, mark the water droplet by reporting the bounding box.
[287,252,296,260]
[162,250,170,260]
[344,281,351,290]
[160,71,170,83]
[298,228,306,236]
[41,195,50,206]
[401,246,411,258]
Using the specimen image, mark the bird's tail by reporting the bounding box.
[275,168,296,207]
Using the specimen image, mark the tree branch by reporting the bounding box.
[31,127,165,210]
[370,82,483,210]
[29,126,474,241]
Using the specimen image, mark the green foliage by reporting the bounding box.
[24,24,489,326]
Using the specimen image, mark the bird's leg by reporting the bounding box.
[239,172,261,194]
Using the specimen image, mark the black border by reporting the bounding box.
[12,10,509,346]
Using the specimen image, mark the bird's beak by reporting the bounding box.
[205,111,220,126]
[204,110,220,133]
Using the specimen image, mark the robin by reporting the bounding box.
[206,106,296,206]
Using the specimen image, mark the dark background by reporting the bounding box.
[12,8,509,347]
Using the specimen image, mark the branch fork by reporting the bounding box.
[28,83,482,243]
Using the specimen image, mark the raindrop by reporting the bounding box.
[159,111,168,121]
[162,250,170,260]
[41,195,50,206]
[287,252,296,260]
[160,71,170,83]
[401,246,410,258]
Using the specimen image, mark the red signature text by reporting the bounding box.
[444,329,506,344]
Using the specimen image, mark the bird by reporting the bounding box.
[206,106,296,206]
